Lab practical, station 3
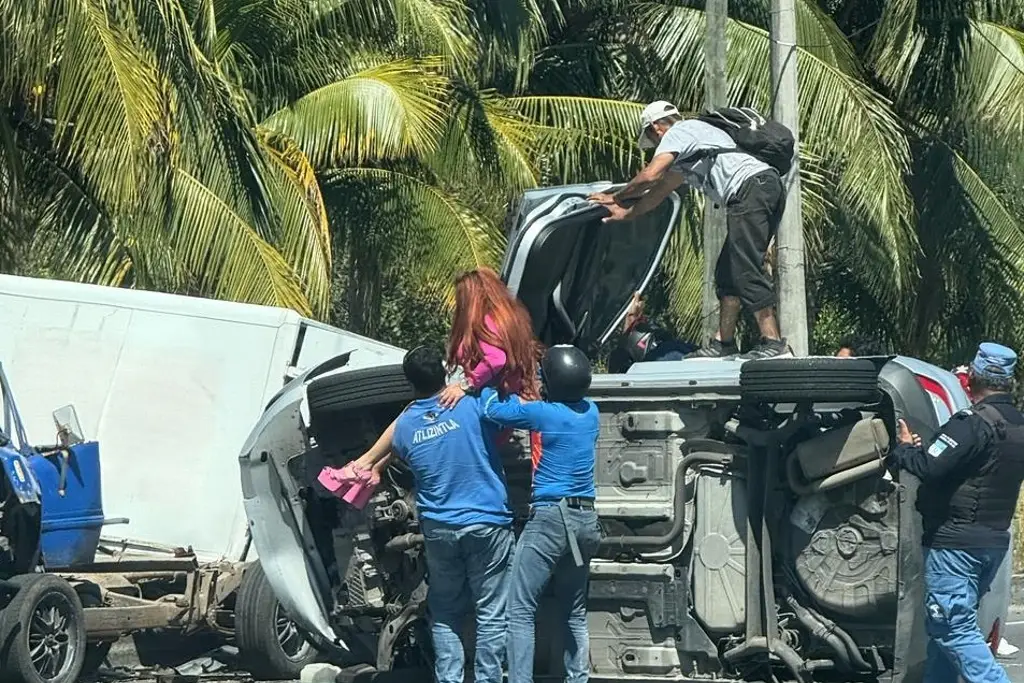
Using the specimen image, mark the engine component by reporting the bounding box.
[332,516,386,610]
[794,417,889,482]
[692,468,747,632]
[787,477,898,617]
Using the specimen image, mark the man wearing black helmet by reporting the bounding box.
[608,292,697,372]
[481,345,601,683]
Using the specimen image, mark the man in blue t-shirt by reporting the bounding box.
[390,346,514,683]
[481,345,601,683]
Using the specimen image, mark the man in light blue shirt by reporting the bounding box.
[390,346,514,683]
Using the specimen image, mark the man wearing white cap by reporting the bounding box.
[589,100,790,360]
[893,342,1024,683]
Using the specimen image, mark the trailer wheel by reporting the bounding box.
[740,357,881,404]
[236,563,318,679]
[0,574,86,683]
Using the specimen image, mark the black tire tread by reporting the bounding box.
[307,366,413,415]
[740,357,881,404]
[0,574,86,683]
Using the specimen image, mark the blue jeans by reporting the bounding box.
[507,504,601,683]
[924,546,1010,683]
[421,520,514,683]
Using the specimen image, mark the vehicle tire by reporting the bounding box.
[0,574,86,683]
[740,357,881,404]
[236,563,318,680]
[306,365,413,416]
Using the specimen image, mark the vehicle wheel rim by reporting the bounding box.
[273,604,312,661]
[27,595,78,681]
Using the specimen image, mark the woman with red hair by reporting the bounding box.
[442,267,541,405]
[320,268,542,503]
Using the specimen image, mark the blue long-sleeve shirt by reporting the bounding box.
[480,387,598,503]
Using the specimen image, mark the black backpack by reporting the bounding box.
[697,107,795,176]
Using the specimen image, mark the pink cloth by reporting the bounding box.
[317,463,378,510]
[460,316,509,389]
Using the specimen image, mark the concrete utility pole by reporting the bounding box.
[702,0,728,343]
[770,0,809,356]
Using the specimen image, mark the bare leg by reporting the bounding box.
[717,296,742,343]
[753,306,782,341]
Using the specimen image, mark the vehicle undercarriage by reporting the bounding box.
[275,357,934,683]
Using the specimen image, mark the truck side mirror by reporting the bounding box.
[52,405,84,447]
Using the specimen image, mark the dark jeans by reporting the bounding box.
[422,519,514,683]
[507,504,601,683]
[923,546,1010,683]
[714,170,785,312]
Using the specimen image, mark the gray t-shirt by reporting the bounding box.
[654,119,771,203]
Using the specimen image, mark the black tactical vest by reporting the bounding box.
[946,403,1024,532]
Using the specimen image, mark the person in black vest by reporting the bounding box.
[892,342,1023,683]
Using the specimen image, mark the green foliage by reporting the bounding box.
[2,0,1024,370]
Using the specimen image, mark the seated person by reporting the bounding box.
[608,292,696,372]
[835,334,888,358]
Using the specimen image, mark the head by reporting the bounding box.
[637,100,682,151]
[836,334,887,358]
[449,268,540,396]
[540,345,592,403]
[402,346,447,398]
[967,342,1018,399]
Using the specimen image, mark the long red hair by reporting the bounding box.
[448,268,542,399]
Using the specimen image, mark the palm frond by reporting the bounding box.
[261,57,450,167]
[257,129,333,318]
[325,167,502,306]
[168,168,312,313]
[52,0,163,212]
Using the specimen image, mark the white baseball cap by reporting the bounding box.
[637,100,680,150]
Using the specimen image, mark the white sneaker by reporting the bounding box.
[997,637,1019,658]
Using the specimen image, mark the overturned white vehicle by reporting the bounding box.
[238,184,1009,682]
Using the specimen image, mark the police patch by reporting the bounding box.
[938,433,959,449]
[927,440,949,457]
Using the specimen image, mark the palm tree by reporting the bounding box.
[0,0,332,316]
[609,0,1024,363]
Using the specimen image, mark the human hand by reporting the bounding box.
[623,292,645,332]
[897,419,922,447]
[587,192,616,205]
[602,203,633,223]
[438,382,467,408]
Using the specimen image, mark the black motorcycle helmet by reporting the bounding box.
[540,345,592,403]
[623,321,667,363]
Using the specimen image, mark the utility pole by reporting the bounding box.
[702,0,728,344]
[770,0,808,355]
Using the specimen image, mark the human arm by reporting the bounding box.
[440,340,507,407]
[466,340,507,388]
[480,386,544,430]
[622,292,645,333]
[369,452,394,484]
[588,152,680,208]
[892,414,987,481]
[351,419,397,469]
[602,169,686,223]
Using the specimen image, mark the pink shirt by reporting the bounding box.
[462,316,508,389]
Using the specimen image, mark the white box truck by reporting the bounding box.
[0,273,406,563]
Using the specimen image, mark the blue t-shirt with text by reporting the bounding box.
[392,395,512,527]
